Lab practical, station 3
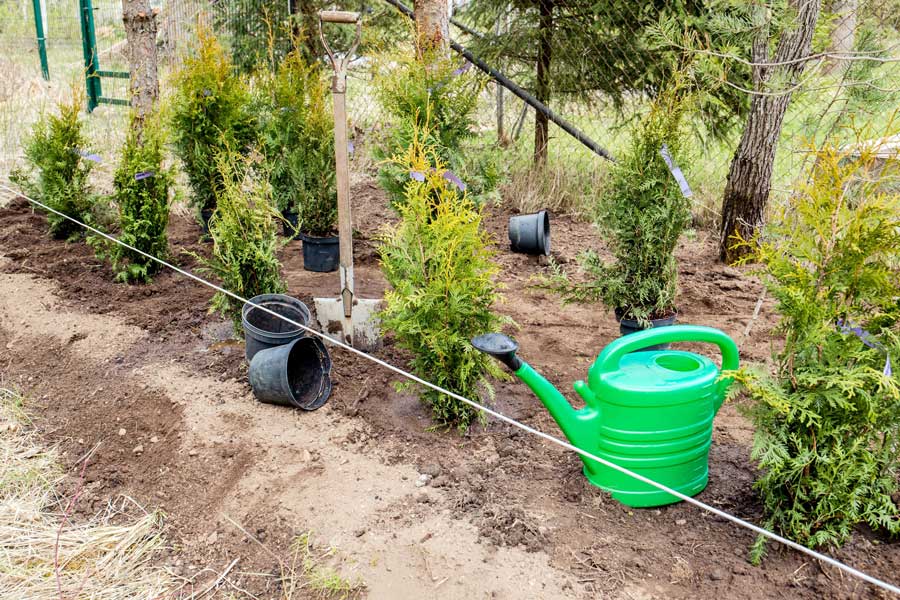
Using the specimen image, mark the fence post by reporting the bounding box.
[79,0,102,112]
[31,0,49,80]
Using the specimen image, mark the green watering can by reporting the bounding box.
[472,325,739,508]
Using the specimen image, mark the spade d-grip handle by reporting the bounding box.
[471,333,522,371]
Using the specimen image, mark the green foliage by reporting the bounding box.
[372,44,499,207]
[193,153,287,334]
[258,51,337,236]
[463,0,751,139]
[169,27,256,217]
[102,116,173,283]
[543,74,693,324]
[734,135,900,561]
[378,132,510,432]
[212,0,292,73]
[11,94,95,239]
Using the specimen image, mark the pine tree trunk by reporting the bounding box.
[826,0,857,74]
[719,0,822,263]
[414,0,449,55]
[121,0,159,133]
[534,0,553,168]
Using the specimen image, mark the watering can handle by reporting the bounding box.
[597,325,739,374]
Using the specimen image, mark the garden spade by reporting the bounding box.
[314,10,381,351]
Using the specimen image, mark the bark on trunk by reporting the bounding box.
[719,0,822,263]
[826,0,857,74]
[122,0,159,134]
[534,0,553,168]
[414,0,449,56]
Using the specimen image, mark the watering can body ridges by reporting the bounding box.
[513,325,739,508]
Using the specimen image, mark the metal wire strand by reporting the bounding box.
[2,182,898,596]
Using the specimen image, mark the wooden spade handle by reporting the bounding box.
[319,10,360,23]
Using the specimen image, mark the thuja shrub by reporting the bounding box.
[100,115,174,283]
[379,133,509,431]
[258,51,337,236]
[543,73,693,325]
[372,44,498,207]
[194,154,286,334]
[734,137,900,561]
[170,27,256,220]
[11,94,95,239]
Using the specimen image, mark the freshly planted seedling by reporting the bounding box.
[544,72,693,326]
[96,113,173,283]
[379,129,510,431]
[259,50,337,236]
[734,133,900,561]
[170,27,256,223]
[193,152,287,334]
[11,92,96,239]
[372,43,498,208]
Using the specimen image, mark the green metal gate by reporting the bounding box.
[78,0,129,111]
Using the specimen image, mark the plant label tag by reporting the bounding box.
[73,148,102,163]
[135,171,155,181]
[659,144,692,199]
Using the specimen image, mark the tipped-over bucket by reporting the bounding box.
[508,210,550,255]
[242,294,311,362]
[248,337,332,410]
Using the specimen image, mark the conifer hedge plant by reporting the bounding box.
[379,127,510,431]
[11,92,96,239]
[193,152,287,334]
[733,136,900,561]
[170,27,256,228]
[372,43,499,208]
[259,50,337,238]
[98,114,174,283]
[544,73,693,328]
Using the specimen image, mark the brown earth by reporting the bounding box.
[1,183,898,599]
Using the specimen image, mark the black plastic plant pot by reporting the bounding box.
[281,209,301,240]
[241,293,311,362]
[299,233,339,272]
[200,207,214,236]
[508,210,550,256]
[615,308,678,351]
[248,337,332,410]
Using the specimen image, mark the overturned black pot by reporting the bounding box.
[299,233,339,273]
[281,209,301,239]
[508,210,550,256]
[249,336,332,410]
[615,308,677,351]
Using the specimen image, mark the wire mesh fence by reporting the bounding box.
[2,0,898,216]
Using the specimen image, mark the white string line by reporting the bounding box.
[2,181,899,596]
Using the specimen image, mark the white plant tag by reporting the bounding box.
[659,143,693,199]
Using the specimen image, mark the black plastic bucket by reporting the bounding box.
[299,233,339,272]
[281,209,301,239]
[616,309,677,351]
[248,337,332,410]
[200,207,214,236]
[508,210,550,255]
[241,294,310,362]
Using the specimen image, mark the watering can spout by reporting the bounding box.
[471,334,594,448]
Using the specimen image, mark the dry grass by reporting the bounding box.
[0,386,176,600]
[500,161,608,217]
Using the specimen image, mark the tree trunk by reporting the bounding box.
[719,0,822,263]
[121,0,159,133]
[414,0,449,56]
[534,0,553,168]
[826,0,857,74]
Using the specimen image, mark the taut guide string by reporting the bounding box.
[1,182,897,596]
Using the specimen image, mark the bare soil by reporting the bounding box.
[1,183,898,599]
